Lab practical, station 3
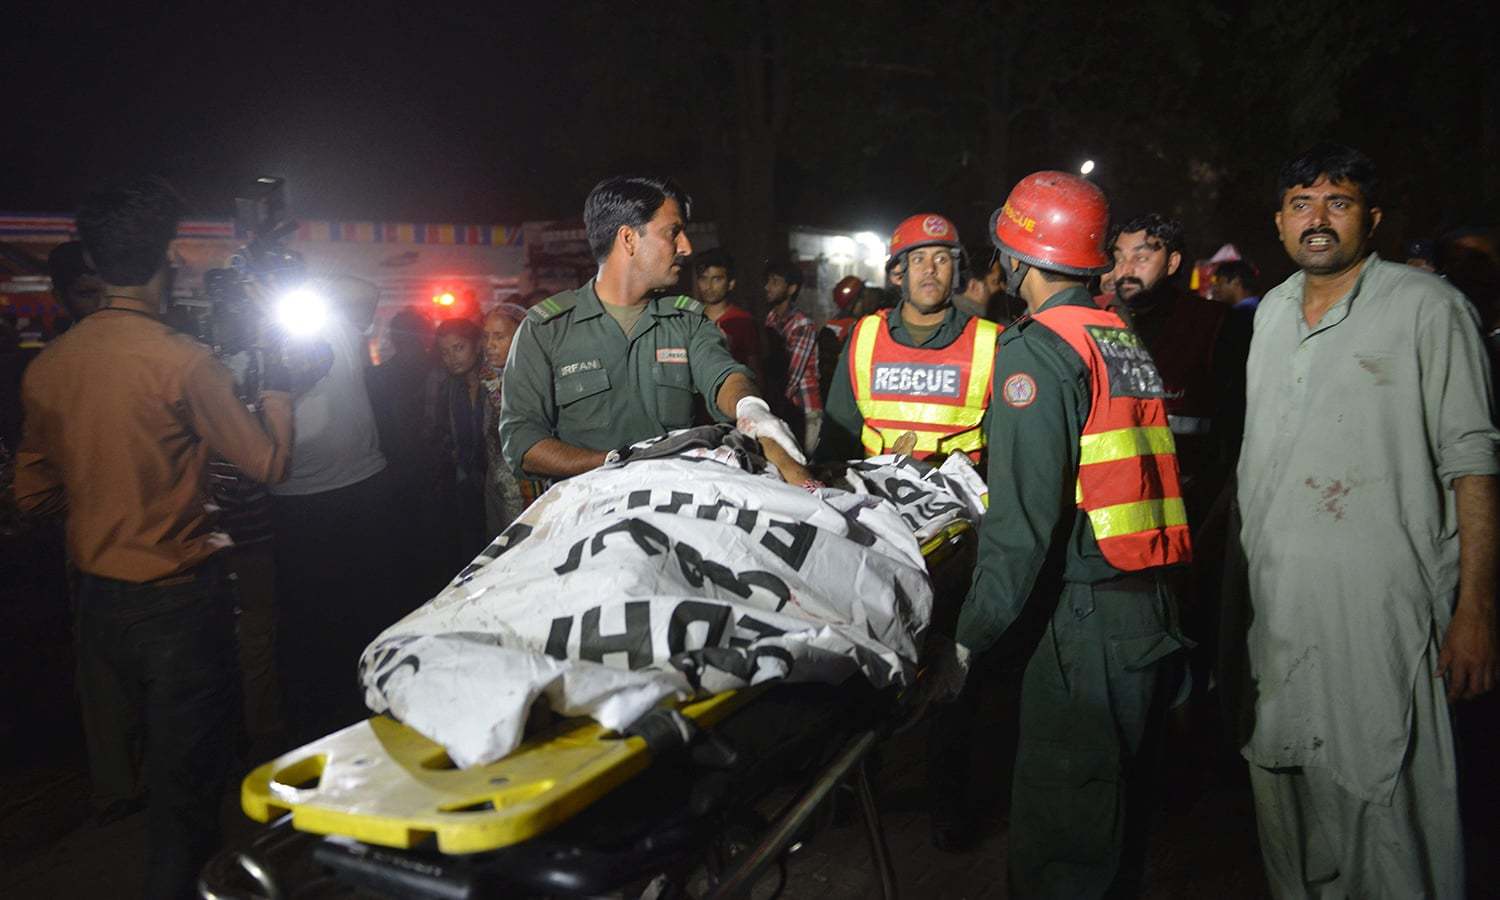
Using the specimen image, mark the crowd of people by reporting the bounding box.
[5,141,1500,898]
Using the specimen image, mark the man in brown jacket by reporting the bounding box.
[14,177,293,899]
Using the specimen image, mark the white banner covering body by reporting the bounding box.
[360,447,982,767]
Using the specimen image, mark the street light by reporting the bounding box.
[1080,159,1096,176]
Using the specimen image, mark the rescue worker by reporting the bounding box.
[815,214,1000,464]
[498,175,804,479]
[816,275,864,406]
[927,172,1192,897]
[824,275,864,342]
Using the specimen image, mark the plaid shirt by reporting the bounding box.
[766,305,822,412]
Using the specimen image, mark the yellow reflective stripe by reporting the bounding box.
[965,319,999,408]
[1087,497,1188,539]
[851,315,881,403]
[859,398,986,428]
[1078,426,1176,467]
[936,428,985,454]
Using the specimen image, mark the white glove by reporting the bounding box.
[736,396,808,464]
[924,636,972,703]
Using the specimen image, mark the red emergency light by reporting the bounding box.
[433,290,457,307]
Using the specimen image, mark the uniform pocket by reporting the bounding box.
[556,368,611,406]
[653,362,694,426]
[1110,629,1186,673]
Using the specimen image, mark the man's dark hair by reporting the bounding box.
[48,241,94,293]
[74,176,182,286]
[765,259,804,288]
[583,175,691,265]
[1214,259,1257,289]
[694,247,736,280]
[1276,141,1379,209]
[1117,213,1185,258]
[434,317,482,344]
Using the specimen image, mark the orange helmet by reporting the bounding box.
[989,172,1112,276]
[832,275,864,310]
[889,213,962,262]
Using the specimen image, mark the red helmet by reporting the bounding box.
[888,213,962,264]
[989,172,1112,276]
[832,275,864,310]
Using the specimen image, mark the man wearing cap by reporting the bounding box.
[927,173,1192,897]
[815,214,1000,465]
[500,176,804,480]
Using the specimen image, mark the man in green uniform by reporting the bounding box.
[927,172,1193,897]
[499,175,803,478]
[815,213,995,464]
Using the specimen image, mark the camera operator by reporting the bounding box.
[267,273,406,746]
[12,176,293,899]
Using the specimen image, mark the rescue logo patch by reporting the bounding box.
[1002,373,1037,408]
[1083,325,1166,398]
[921,215,950,237]
[557,358,603,378]
[656,347,689,364]
[872,363,962,398]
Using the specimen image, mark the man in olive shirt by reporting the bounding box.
[14,177,293,899]
[500,176,803,478]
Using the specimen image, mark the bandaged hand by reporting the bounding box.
[735,396,808,464]
[923,635,972,703]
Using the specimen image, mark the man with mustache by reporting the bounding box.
[1110,215,1246,742]
[499,175,804,480]
[816,213,999,465]
[1236,143,1499,897]
[1109,215,1238,507]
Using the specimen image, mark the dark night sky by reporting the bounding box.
[4,3,573,222]
[4,0,1497,275]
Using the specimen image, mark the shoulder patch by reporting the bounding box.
[1001,372,1038,408]
[527,293,578,323]
[670,295,704,314]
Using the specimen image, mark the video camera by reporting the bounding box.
[188,177,333,395]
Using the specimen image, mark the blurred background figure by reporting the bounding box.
[762,259,821,452]
[431,317,490,571]
[480,303,535,538]
[269,275,403,745]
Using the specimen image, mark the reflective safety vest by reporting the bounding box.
[825,316,857,342]
[850,310,1000,460]
[1030,304,1192,571]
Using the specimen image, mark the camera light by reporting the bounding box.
[275,287,329,337]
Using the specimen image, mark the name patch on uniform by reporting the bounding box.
[1084,326,1166,398]
[1002,373,1037,408]
[558,359,603,378]
[656,347,689,364]
[871,363,962,398]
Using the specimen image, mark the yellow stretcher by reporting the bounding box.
[204,519,975,899]
[240,688,759,854]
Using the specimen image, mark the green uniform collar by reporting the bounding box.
[1032,285,1097,314]
[886,299,971,347]
[572,280,702,322]
[568,280,607,322]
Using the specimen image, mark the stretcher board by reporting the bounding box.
[239,520,972,856]
[241,688,759,854]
